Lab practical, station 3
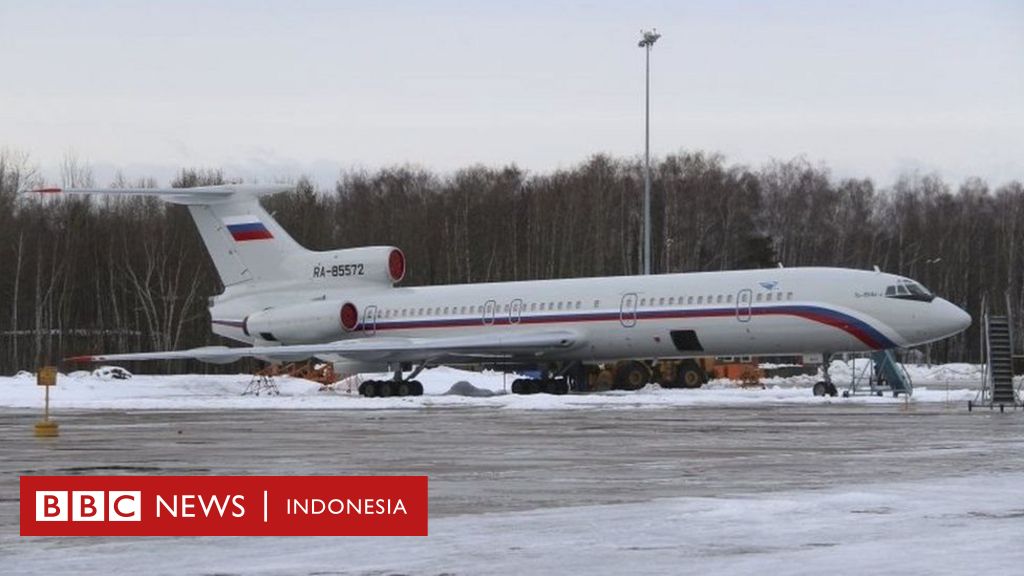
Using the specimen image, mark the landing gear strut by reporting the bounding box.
[812,353,839,397]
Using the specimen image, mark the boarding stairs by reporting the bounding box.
[843,350,913,397]
[970,294,1022,411]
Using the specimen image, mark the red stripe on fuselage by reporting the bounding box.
[368,307,888,349]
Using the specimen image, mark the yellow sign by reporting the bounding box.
[37,366,57,387]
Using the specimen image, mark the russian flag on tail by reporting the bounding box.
[223,215,273,242]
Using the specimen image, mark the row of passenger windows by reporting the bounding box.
[372,291,795,320]
[378,301,585,319]
[638,291,794,306]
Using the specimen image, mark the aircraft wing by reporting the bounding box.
[66,330,582,365]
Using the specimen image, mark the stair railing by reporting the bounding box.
[977,294,990,404]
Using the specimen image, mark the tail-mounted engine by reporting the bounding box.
[308,246,405,286]
[244,300,361,344]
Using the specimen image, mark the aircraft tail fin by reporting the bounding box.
[28,184,305,287]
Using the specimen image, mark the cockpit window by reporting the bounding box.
[885,279,934,302]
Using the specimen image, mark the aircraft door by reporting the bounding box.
[482,299,497,326]
[736,289,752,323]
[619,293,638,327]
[364,305,378,335]
[509,298,523,325]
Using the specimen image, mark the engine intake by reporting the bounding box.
[245,300,358,344]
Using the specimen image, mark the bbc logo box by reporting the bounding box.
[35,491,142,522]
[22,475,428,536]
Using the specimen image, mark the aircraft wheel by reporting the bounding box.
[591,369,615,392]
[396,381,411,397]
[616,361,650,391]
[812,382,827,397]
[525,379,540,395]
[410,381,424,396]
[676,364,705,389]
[549,379,569,395]
[379,381,393,397]
[826,382,838,397]
[361,381,378,397]
[511,379,525,395]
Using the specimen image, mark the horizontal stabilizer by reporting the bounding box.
[24,184,292,205]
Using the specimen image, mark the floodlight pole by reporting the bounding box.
[639,29,660,275]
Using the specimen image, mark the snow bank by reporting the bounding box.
[0,363,984,411]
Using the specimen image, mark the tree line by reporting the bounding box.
[1,148,1021,374]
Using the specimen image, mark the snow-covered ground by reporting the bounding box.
[5,361,1021,575]
[10,473,1024,575]
[0,361,992,411]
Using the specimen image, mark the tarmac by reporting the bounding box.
[3,402,1023,530]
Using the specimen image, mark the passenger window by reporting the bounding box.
[576,301,581,309]
[697,296,703,304]
[443,306,449,314]
[658,297,664,306]
[418,308,424,316]
[716,295,723,304]
[539,303,546,311]
[727,294,733,303]
[557,302,564,310]
[688,296,694,305]
[593,299,600,308]
[531,303,537,311]
[755,294,762,302]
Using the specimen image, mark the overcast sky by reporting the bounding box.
[1,0,1021,188]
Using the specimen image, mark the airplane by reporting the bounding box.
[35,184,972,397]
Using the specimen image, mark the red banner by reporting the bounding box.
[20,476,428,536]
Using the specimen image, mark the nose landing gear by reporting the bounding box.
[812,353,839,397]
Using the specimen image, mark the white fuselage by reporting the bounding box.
[209,267,970,364]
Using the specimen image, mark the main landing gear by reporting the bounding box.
[812,352,839,397]
[511,361,588,395]
[511,378,569,395]
[358,379,423,397]
[358,365,425,397]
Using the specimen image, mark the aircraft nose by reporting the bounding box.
[937,298,972,336]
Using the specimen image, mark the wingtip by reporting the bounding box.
[65,355,97,363]
[28,187,63,194]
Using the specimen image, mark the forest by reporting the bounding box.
[1,148,1021,374]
